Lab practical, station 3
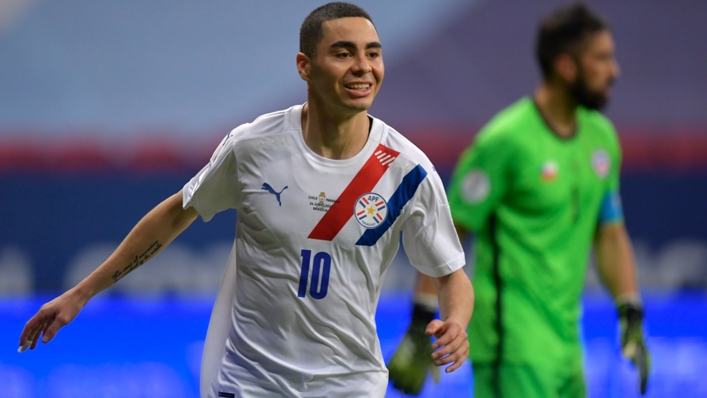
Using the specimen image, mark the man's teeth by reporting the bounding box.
[347,84,370,90]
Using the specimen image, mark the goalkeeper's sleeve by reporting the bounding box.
[387,303,439,396]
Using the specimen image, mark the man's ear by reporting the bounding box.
[296,52,311,81]
[554,53,578,84]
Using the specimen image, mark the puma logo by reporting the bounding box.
[262,182,288,206]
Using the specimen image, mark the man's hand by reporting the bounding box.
[426,319,469,373]
[18,288,87,352]
[387,304,440,395]
[618,301,650,395]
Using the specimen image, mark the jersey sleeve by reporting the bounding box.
[183,128,243,222]
[401,168,466,277]
[447,130,513,232]
[598,122,624,225]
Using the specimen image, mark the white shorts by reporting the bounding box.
[208,352,388,398]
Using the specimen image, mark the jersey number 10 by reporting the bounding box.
[298,249,331,299]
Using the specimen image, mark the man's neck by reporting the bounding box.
[533,82,578,138]
[301,102,370,160]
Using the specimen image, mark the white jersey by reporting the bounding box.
[184,104,465,398]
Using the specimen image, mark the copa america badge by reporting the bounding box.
[354,193,388,229]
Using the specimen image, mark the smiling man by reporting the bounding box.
[19,3,474,397]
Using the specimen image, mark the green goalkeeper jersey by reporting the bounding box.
[447,97,623,369]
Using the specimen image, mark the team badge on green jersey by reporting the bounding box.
[540,160,559,182]
[592,149,610,178]
[461,170,490,203]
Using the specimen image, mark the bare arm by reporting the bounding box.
[414,222,470,298]
[19,190,198,350]
[387,223,473,393]
[594,222,651,393]
[593,222,639,300]
[426,268,474,372]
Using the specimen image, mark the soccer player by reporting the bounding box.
[18,3,474,397]
[388,3,649,397]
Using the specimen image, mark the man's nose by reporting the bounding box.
[351,53,372,75]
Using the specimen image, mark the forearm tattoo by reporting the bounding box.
[111,240,162,283]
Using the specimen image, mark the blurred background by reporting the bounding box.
[1,0,706,397]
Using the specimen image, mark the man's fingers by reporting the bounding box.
[20,306,59,347]
[19,322,44,351]
[19,325,34,347]
[19,295,82,352]
[425,319,445,337]
[18,339,32,353]
[424,320,470,376]
[431,326,455,348]
[431,334,468,369]
[635,345,649,395]
[20,317,44,345]
[623,333,650,394]
[433,341,468,366]
[432,332,466,354]
[443,355,466,373]
[440,343,469,373]
[619,302,650,395]
[20,311,68,350]
[42,314,70,344]
[30,325,44,349]
[431,323,465,351]
[431,335,463,360]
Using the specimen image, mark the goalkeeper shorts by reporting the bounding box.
[472,361,585,398]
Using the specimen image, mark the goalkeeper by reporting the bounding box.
[388,3,649,397]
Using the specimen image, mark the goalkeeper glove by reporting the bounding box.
[387,303,440,396]
[618,300,650,395]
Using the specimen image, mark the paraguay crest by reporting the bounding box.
[355,192,388,228]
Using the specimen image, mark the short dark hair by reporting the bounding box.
[535,2,609,79]
[300,2,374,57]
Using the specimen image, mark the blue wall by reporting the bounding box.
[2,294,706,397]
[2,170,705,293]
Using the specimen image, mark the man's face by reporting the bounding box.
[570,30,620,110]
[305,17,384,115]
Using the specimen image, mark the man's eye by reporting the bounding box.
[367,52,380,59]
[337,52,351,58]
